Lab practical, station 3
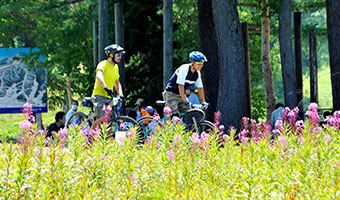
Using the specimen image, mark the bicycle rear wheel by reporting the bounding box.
[190,120,215,135]
[108,116,139,142]
[67,111,92,130]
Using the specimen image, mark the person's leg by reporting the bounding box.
[92,95,111,118]
[163,91,181,116]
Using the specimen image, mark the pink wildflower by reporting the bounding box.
[214,111,221,127]
[190,133,201,144]
[120,123,125,131]
[323,134,331,143]
[278,136,288,150]
[136,184,141,188]
[164,106,172,116]
[174,134,182,141]
[308,102,318,112]
[298,136,304,144]
[153,113,161,122]
[132,173,138,181]
[99,153,107,160]
[127,129,136,137]
[289,149,295,154]
[58,127,68,137]
[20,120,32,130]
[102,105,112,123]
[168,150,175,159]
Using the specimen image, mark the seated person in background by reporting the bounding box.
[145,106,155,116]
[65,99,79,127]
[186,85,200,105]
[46,111,66,139]
[135,98,147,121]
[271,103,285,128]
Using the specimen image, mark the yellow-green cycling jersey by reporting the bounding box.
[92,60,120,98]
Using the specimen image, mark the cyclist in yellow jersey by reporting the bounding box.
[92,44,125,118]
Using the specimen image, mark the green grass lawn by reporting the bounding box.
[303,65,332,111]
[0,106,91,140]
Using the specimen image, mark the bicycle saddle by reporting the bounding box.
[183,109,205,125]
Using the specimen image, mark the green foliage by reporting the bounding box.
[0,0,97,109]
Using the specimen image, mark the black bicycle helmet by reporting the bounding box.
[104,44,125,57]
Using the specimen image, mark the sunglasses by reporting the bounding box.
[116,53,123,57]
[194,61,204,65]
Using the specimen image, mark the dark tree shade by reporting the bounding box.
[326,0,340,111]
[212,0,247,129]
[198,0,220,122]
[279,0,297,109]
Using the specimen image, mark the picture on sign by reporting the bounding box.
[0,48,47,114]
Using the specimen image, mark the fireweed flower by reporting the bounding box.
[22,102,36,123]
[214,111,222,127]
[127,129,136,137]
[289,149,295,155]
[275,119,284,132]
[190,133,201,144]
[132,173,138,181]
[323,134,331,143]
[168,150,175,159]
[272,129,280,136]
[298,136,304,144]
[295,120,304,135]
[20,120,33,130]
[164,106,172,116]
[241,117,249,130]
[308,102,318,112]
[239,129,249,143]
[153,113,161,122]
[102,105,112,123]
[174,134,182,141]
[278,136,288,150]
[120,123,126,131]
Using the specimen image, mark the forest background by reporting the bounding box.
[0,0,332,124]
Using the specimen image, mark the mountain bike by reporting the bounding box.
[137,101,215,142]
[90,95,139,141]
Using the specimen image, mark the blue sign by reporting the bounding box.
[0,48,47,114]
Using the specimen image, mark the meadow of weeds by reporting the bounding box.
[0,103,339,199]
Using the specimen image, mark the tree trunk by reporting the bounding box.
[198,0,220,122]
[66,76,72,110]
[212,0,247,129]
[279,0,297,108]
[326,0,340,111]
[115,3,126,90]
[99,0,108,61]
[163,0,173,90]
[261,0,276,121]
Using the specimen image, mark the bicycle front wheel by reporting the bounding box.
[67,111,92,130]
[137,116,155,142]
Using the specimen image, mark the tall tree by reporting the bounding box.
[260,0,276,121]
[198,0,219,122]
[279,0,297,108]
[326,0,340,111]
[212,0,247,129]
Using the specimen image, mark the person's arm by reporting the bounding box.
[197,88,206,102]
[178,85,187,101]
[115,79,124,96]
[96,70,108,88]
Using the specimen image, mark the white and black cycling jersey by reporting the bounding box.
[165,64,203,94]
